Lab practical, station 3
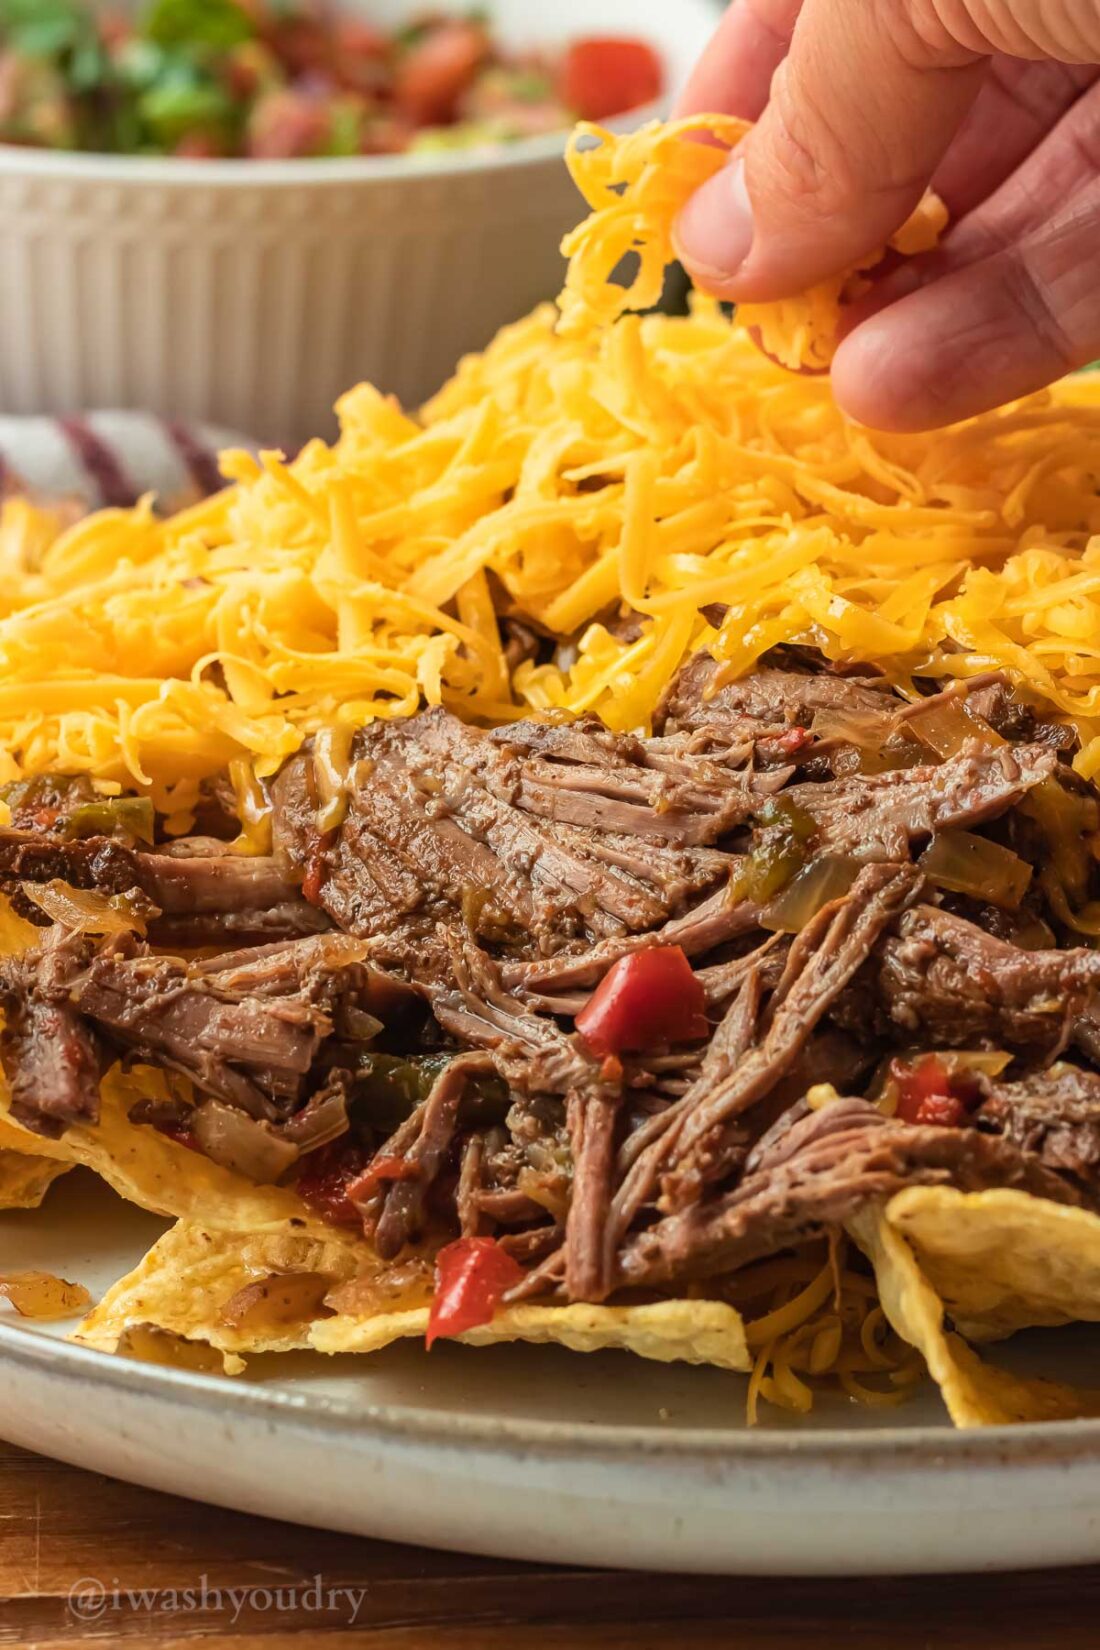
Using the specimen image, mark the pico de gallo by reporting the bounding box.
[0,0,665,159]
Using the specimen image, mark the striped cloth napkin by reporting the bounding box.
[0,411,258,511]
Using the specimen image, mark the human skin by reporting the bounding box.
[673,0,1100,430]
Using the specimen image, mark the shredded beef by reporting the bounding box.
[663,864,922,1171]
[564,1086,621,1302]
[965,679,1077,752]
[0,929,103,1136]
[1,930,372,1132]
[616,1097,1086,1290]
[0,829,324,945]
[867,905,1100,1056]
[10,645,1100,1312]
[781,743,1055,863]
[655,652,894,743]
[977,1065,1100,1186]
[372,1055,494,1259]
[271,707,761,982]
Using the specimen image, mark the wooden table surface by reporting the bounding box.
[2,1438,1098,1648]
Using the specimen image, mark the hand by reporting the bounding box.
[673,1,1100,430]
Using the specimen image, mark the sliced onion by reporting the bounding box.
[0,1270,91,1320]
[1046,884,1100,938]
[341,1006,385,1043]
[279,1090,349,1154]
[21,879,146,935]
[946,1050,1013,1078]
[114,1322,227,1374]
[902,695,1003,758]
[218,1271,335,1333]
[918,830,1032,909]
[810,706,893,748]
[191,1100,300,1183]
[324,1258,434,1317]
[762,855,860,933]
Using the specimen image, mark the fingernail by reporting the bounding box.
[673,156,755,287]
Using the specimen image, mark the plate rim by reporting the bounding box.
[6,1315,1100,1470]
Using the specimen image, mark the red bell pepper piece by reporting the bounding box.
[559,38,664,122]
[394,20,488,127]
[892,1055,971,1128]
[909,1092,967,1128]
[575,946,708,1057]
[426,1237,525,1349]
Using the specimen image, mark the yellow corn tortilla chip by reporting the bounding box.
[0,1149,71,1210]
[887,1185,1100,1342]
[847,1204,1100,1426]
[0,1067,308,1232]
[76,1220,752,1375]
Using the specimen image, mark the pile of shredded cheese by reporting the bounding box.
[2,115,1100,824]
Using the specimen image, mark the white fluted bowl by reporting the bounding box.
[0,0,720,445]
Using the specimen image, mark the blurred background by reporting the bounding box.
[0,0,721,451]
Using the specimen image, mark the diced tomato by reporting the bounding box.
[344,1153,420,1204]
[359,114,417,156]
[394,21,488,127]
[335,20,387,60]
[247,89,328,159]
[575,946,708,1057]
[331,21,391,98]
[892,1055,973,1128]
[174,133,223,160]
[559,38,664,122]
[295,1142,367,1228]
[426,1236,524,1349]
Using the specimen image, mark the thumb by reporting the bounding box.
[675,0,987,301]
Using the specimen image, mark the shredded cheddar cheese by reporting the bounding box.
[0,117,1100,817]
[731,1238,924,1424]
[559,116,949,370]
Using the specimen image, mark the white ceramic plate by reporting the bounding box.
[4,1169,1100,1574]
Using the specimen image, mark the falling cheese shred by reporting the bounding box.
[558,116,949,370]
[0,116,1099,819]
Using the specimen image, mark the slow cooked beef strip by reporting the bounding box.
[780,743,1055,862]
[0,929,376,1134]
[7,645,1100,1311]
[616,864,923,1224]
[655,652,896,745]
[615,1096,1088,1291]
[0,829,329,945]
[854,905,1100,1057]
[976,1066,1100,1187]
[271,707,760,976]
[0,926,103,1136]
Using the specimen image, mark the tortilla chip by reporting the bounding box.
[847,1204,1100,1425]
[76,1220,752,1374]
[0,1066,308,1231]
[0,1149,71,1210]
[886,1185,1100,1342]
